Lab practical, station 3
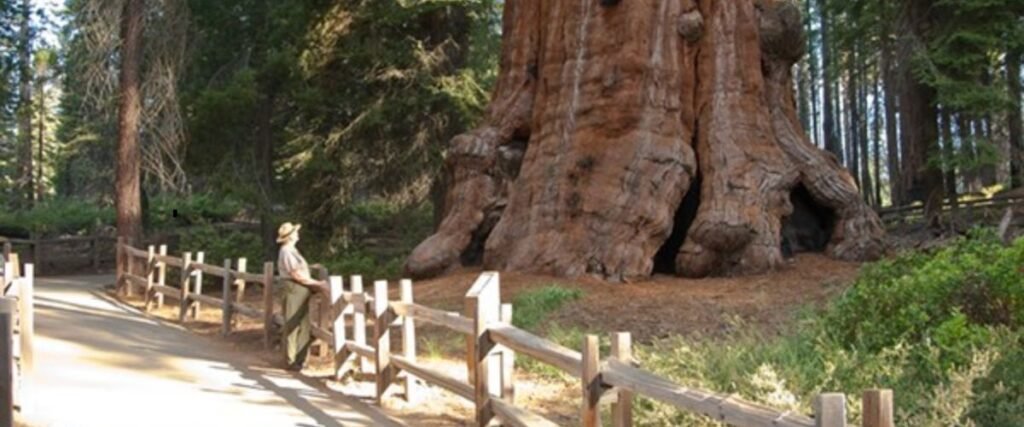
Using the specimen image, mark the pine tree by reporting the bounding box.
[116,0,144,247]
[15,0,33,207]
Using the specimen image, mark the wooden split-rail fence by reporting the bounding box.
[116,240,895,427]
[2,245,35,426]
[876,193,1024,226]
[1,235,115,276]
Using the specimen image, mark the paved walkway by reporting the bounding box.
[20,275,403,427]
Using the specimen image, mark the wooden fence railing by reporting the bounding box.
[117,239,279,346]
[116,241,895,427]
[876,194,1024,225]
[2,250,35,424]
[1,235,115,275]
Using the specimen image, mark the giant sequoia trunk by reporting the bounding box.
[407,0,884,281]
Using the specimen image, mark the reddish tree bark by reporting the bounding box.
[116,0,144,249]
[407,0,884,281]
[897,0,943,225]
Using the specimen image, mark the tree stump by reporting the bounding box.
[407,0,884,281]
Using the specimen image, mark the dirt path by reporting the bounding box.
[20,275,403,427]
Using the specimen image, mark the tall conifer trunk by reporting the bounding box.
[407,0,884,281]
[116,0,144,250]
[16,0,33,208]
[881,19,901,205]
[817,0,842,163]
[1009,49,1023,188]
[897,0,943,225]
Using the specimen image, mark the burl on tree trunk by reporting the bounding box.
[407,0,884,281]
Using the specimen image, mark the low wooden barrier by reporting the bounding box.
[877,194,1024,226]
[1,235,115,275]
[117,241,895,426]
[117,239,278,346]
[2,253,35,419]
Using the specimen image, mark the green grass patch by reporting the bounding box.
[511,285,584,331]
[507,285,587,380]
[517,324,607,381]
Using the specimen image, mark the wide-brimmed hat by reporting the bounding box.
[276,222,302,243]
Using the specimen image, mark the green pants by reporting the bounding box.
[281,281,311,369]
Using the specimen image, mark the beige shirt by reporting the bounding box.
[277,245,309,278]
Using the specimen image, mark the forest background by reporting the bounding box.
[2,2,1024,425]
[0,0,1021,273]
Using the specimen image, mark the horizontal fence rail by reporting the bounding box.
[117,239,280,344]
[116,241,895,427]
[1,235,115,275]
[876,194,1024,225]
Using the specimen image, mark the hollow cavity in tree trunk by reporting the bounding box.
[406,0,884,282]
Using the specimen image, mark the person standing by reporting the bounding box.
[276,222,327,370]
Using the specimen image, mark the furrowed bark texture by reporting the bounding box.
[116,0,144,248]
[407,0,884,282]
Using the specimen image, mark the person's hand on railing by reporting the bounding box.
[288,268,329,294]
[309,280,329,294]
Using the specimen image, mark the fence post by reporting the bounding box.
[116,237,125,295]
[499,301,516,401]
[20,264,33,376]
[222,259,234,337]
[352,275,371,374]
[466,272,499,426]
[31,236,40,276]
[862,389,893,427]
[2,240,10,263]
[815,393,847,427]
[400,279,420,403]
[156,245,167,309]
[235,258,247,303]
[330,276,350,380]
[611,332,633,427]
[91,237,100,272]
[179,252,193,323]
[2,260,12,290]
[9,254,18,279]
[582,334,602,427]
[144,246,155,310]
[262,262,275,350]
[315,266,329,357]
[192,251,205,319]
[373,280,394,406]
[125,242,135,297]
[0,298,13,427]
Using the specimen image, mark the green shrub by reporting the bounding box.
[147,192,244,229]
[0,199,114,236]
[177,225,262,267]
[0,192,246,237]
[632,230,1024,426]
[320,250,405,280]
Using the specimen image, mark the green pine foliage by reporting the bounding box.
[279,0,499,232]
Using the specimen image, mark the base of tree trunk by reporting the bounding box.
[406,0,884,282]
